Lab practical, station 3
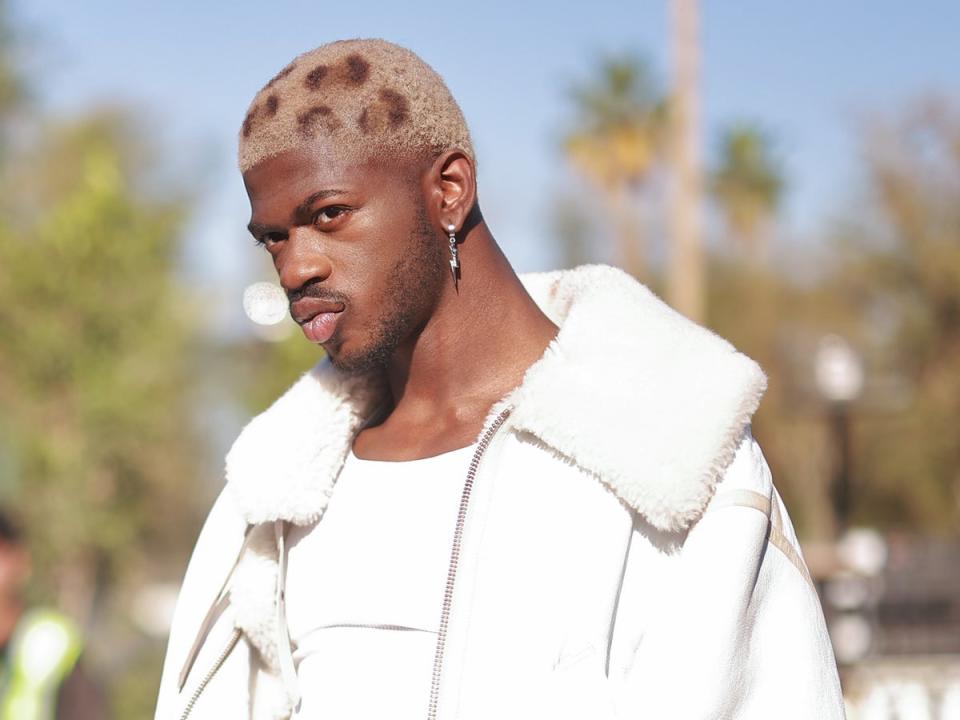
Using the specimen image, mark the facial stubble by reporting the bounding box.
[327,203,445,375]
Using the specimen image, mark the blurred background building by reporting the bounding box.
[0,0,957,716]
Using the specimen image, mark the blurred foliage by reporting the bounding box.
[558,54,959,536]
[562,52,666,278]
[721,101,960,536]
[0,111,202,601]
[829,100,960,530]
[0,3,20,105]
[0,7,206,715]
[107,627,173,720]
[710,124,784,260]
[0,0,25,162]
[706,255,841,539]
[563,53,667,191]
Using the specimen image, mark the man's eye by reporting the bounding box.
[314,206,350,226]
[255,233,282,248]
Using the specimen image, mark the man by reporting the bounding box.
[0,512,105,720]
[156,39,845,719]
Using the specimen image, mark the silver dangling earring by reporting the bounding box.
[447,223,459,287]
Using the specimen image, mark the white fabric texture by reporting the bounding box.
[155,264,846,720]
[286,444,476,719]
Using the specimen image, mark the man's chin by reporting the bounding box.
[325,343,391,376]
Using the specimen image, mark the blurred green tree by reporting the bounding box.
[562,52,667,279]
[710,100,960,538]
[0,39,204,706]
[831,99,960,530]
[0,0,26,159]
[711,124,784,265]
[0,108,203,612]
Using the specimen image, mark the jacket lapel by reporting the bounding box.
[223,263,767,676]
[225,359,387,526]
[226,263,766,533]
[503,265,767,532]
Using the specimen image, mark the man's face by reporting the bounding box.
[243,144,446,374]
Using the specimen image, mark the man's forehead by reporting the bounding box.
[245,146,362,194]
[243,142,420,215]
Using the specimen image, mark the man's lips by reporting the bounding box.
[301,311,342,344]
[290,298,346,344]
[290,297,345,324]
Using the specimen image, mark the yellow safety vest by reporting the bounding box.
[0,609,82,720]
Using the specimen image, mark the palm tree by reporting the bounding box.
[711,125,784,264]
[563,53,667,279]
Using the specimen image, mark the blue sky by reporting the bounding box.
[11,0,959,320]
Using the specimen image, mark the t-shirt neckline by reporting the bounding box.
[347,442,478,466]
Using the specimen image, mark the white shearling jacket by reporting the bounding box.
[155,264,846,719]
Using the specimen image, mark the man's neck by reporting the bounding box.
[355,226,558,459]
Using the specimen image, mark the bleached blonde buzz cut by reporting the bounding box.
[238,38,475,173]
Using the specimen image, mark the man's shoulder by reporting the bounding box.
[510,264,769,534]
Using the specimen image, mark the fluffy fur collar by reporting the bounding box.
[226,263,767,534]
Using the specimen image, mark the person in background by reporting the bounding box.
[0,511,106,720]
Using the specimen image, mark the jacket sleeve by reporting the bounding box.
[613,429,847,720]
[154,488,249,719]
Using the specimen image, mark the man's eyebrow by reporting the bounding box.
[247,220,278,238]
[247,189,349,237]
[293,189,348,221]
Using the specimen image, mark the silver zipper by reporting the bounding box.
[179,628,241,720]
[427,406,513,720]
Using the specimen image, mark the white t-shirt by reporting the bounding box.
[285,441,478,719]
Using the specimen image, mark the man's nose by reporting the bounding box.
[278,231,333,294]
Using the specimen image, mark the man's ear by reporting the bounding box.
[423,150,477,230]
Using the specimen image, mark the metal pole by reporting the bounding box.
[830,403,853,533]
